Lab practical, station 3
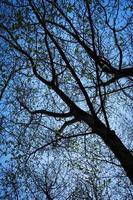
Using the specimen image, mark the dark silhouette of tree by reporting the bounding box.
[0,0,133,199]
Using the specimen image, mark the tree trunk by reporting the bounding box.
[79,109,133,183]
[97,127,133,184]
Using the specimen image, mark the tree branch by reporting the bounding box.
[25,130,94,163]
[17,97,73,118]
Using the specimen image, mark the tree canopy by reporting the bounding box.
[0,0,133,199]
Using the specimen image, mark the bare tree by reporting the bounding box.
[0,0,133,199]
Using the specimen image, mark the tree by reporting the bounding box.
[0,0,133,198]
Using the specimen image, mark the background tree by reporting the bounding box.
[0,0,133,199]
